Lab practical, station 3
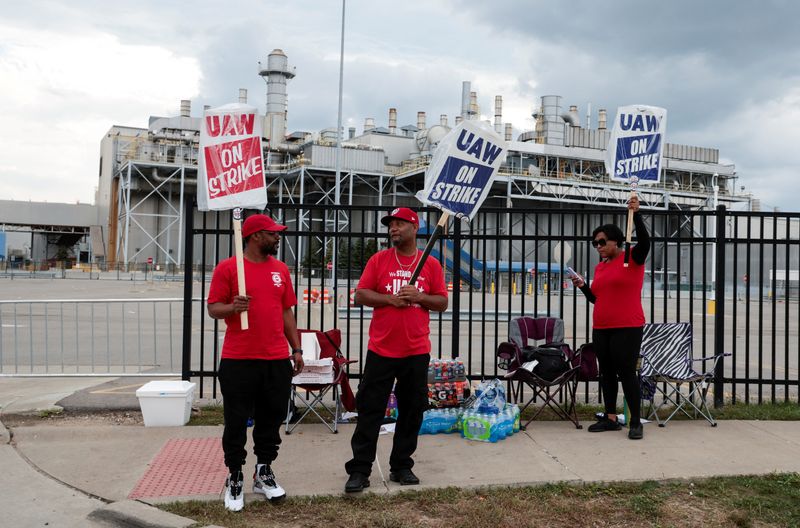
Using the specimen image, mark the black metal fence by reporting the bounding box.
[182,202,800,406]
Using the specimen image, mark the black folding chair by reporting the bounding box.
[497,317,584,430]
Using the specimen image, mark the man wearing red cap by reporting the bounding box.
[207,214,304,511]
[345,207,448,492]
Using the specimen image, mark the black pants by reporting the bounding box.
[593,326,643,425]
[218,358,292,472]
[345,351,429,477]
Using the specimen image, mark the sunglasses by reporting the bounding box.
[591,238,608,248]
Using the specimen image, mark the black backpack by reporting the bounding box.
[520,345,570,381]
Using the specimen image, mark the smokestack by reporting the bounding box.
[505,123,513,142]
[586,102,592,129]
[238,88,248,103]
[461,81,471,119]
[388,108,397,135]
[203,104,211,112]
[417,111,426,130]
[364,117,375,132]
[469,91,478,119]
[258,48,296,143]
[440,114,448,126]
[494,95,503,134]
[180,100,191,117]
[598,108,607,130]
[455,115,463,125]
[348,127,356,139]
[561,105,580,127]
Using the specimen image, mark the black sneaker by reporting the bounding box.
[588,417,622,432]
[345,472,370,493]
[389,468,420,485]
[628,423,644,440]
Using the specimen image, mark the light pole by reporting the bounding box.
[709,172,719,307]
[331,0,346,292]
[334,0,345,207]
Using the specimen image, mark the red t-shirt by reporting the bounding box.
[357,248,448,358]
[590,255,646,329]
[207,256,297,360]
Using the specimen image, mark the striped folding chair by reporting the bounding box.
[639,322,729,427]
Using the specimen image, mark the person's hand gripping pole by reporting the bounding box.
[409,213,449,286]
[232,207,249,330]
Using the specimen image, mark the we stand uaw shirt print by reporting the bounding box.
[357,249,448,358]
[384,268,427,307]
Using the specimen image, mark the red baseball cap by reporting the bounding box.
[381,207,419,228]
[242,214,287,237]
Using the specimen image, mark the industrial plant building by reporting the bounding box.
[2,48,759,273]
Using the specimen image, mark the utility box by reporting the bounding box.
[136,381,196,427]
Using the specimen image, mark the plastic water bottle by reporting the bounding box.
[512,405,521,433]
[617,403,627,426]
[488,413,499,442]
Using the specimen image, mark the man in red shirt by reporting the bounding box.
[207,214,304,511]
[344,207,448,493]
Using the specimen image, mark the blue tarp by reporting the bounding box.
[484,261,563,274]
[417,218,564,289]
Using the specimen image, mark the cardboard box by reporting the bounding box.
[292,358,334,384]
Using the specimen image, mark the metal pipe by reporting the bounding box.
[461,81,471,118]
[494,95,502,133]
[586,102,592,129]
[335,0,346,208]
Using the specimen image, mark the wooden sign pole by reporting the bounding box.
[232,207,249,329]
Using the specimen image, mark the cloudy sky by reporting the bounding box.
[1,0,798,210]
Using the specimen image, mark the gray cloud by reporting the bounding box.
[2,0,799,210]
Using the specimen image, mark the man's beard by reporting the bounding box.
[260,242,278,256]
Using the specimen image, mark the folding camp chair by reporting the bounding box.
[496,317,584,430]
[639,322,729,427]
[285,328,357,434]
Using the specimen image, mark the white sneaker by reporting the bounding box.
[253,464,286,501]
[224,470,244,512]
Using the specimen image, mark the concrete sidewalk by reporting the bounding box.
[1,378,800,527]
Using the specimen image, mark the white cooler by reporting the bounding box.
[136,380,196,426]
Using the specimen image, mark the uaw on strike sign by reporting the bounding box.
[198,103,267,211]
[416,119,508,220]
[604,105,667,184]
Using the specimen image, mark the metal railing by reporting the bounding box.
[0,298,184,377]
[0,261,184,281]
[183,203,800,405]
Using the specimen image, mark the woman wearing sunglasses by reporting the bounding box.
[569,196,650,439]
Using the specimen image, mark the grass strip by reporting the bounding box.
[160,473,800,528]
